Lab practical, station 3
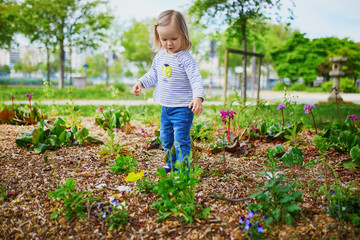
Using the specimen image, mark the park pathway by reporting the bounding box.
[6,90,360,106]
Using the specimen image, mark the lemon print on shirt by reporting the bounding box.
[162,64,172,78]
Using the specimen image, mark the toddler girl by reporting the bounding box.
[133,10,204,172]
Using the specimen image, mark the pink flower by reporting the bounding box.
[9,96,14,100]
[347,115,359,121]
[98,107,103,113]
[220,109,237,125]
[25,93,34,100]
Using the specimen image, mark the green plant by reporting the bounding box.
[343,145,360,169]
[136,174,157,194]
[248,144,303,225]
[318,118,360,153]
[190,122,214,142]
[312,135,332,190]
[0,185,9,201]
[15,117,101,153]
[48,178,95,220]
[97,199,128,231]
[280,146,304,167]
[109,154,138,174]
[95,107,131,130]
[65,87,82,127]
[272,82,288,91]
[321,163,360,227]
[152,159,210,223]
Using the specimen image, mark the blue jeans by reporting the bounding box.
[160,106,194,169]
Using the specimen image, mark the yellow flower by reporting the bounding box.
[125,170,145,182]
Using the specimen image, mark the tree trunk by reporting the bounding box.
[46,45,50,83]
[59,40,65,89]
[241,21,247,107]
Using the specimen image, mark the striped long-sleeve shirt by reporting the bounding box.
[139,49,204,107]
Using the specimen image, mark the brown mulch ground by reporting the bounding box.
[0,117,359,240]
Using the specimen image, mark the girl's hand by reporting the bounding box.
[133,81,143,96]
[189,97,203,114]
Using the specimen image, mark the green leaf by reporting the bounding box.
[85,136,103,143]
[279,196,295,203]
[285,203,301,212]
[34,143,50,154]
[284,212,293,225]
[272,209,281,221]
[75,128,89,145]
[350,145,360,161]
[15,136,33,147]
[70,125,78,134]
[275,144,285,154]
[50,210,61,220]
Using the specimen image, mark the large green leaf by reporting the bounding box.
[75,128,89,145]
[34,143,50,154]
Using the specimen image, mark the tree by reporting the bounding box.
[121,19,155,76]
[0,0,20,48]
[21,0,57,83]
[189,0,294,104]
[272,33,360,85]
[84,53,106,77]
[22,0,113,89]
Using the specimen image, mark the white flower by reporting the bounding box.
[116,185,132,193]
[264,171,282,180]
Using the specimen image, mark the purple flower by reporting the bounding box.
[276,104,286,110]
[245,218,250,225]
[238,217,244,224]
[244,223,250,231]
[347,115,359,121]
[102,212,107,219]
[248,211,254,218]
[332,87,339,95]
[257,225,264,233]
[304,104,315,114]
[9,96,14,100]
[98,107,103,113]
[141,128,147,134]
[249,125,258,131]
[108,206,113,212]
[97,204,101,209]
[25,93,34,100]
[264,215,268,221]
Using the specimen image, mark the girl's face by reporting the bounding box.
[157,20,183,55]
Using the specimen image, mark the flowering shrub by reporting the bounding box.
[220,109,237,143]
[304,104,317,134]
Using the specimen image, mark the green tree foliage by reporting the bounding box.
[84,54,106,77]
[0,0,20,48]
[272,32,360,85]
[0,65,10,74]
[20,0,113,88]
[189,0,294,103]
[121,19,155,76]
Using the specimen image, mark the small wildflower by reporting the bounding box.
[244,223,250,231]
[347,115,359,121]
[264,215,268,221]
[238,217,244,224]
[25,93,34,100]
[9,96,14,100]
[98,107,103,113]
[276,104,286,110]
[248,211,254,218]
[304,104,315,114]
[97,204,101,209]
[102,212,107,219]
[257,225,264,233]
[108,206,113,212]
[245,218,250,225]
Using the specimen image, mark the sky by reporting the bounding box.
[108,0,360,42]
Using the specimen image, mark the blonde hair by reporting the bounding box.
[153,10,192,52]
